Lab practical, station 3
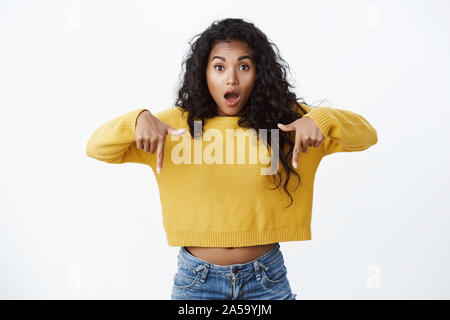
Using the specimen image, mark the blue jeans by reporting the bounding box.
[170,243,297,300]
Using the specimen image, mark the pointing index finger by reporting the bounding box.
[292,131,301,168]
[156,140,165,174]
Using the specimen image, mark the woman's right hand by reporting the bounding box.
[135,110,186,174]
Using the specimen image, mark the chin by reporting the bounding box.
[217,106,243,116]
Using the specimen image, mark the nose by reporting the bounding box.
[226,71,238,85]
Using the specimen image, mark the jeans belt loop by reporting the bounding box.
[194,264,209,283]
[253,261,262,281]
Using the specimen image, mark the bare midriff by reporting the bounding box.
[185,243,277,266]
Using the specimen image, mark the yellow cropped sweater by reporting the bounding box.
[86,103,378,247]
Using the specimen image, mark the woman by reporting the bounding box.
[86,18,378,300]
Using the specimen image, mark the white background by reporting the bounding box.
[1,0,449,299]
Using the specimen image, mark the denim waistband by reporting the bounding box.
[178,243,282,275]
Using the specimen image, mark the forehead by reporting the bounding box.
[208,40,252,58]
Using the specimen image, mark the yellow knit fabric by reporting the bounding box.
[86,103,378,247]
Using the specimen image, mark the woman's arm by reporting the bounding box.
[300,104,378,156]
[85,108,153,165]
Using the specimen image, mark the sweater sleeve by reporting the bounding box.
[302,105,378,156]
[85,108,155,165]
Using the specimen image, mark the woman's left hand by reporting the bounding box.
[277,117,325,168]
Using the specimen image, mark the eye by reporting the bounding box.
[214,64,250,71]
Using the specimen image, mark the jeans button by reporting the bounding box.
[232,267,238,274]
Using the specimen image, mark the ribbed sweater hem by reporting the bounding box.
[165,225,311,247]
[303,107,334,138]
[123,108,149,138]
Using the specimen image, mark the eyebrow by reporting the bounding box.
[212,55,252,62]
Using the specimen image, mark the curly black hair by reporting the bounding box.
[173,18,311,208]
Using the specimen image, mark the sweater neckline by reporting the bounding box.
[204,116,241,125]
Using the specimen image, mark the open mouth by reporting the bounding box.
[224,92,240,106]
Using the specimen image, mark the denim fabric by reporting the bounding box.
[170,243,297,300]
